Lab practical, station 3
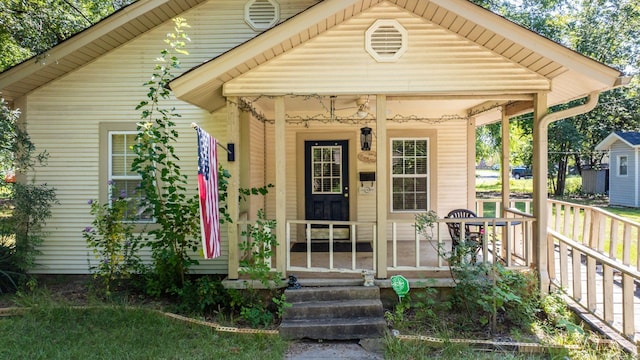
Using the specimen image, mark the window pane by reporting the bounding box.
[416,158,427,174]
[392,194,403,211]
[112,179,152,221]
[311,145,342,194]
[392,140,403,156]
[620,156,628,175]
[405,141,415,156]
[112,156,126,176]
[323,148,332,161]
[390,138,429,212]
[415,140,427,156]
[404,158,415,175]
[392,159,403,174]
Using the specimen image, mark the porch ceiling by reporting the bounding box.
[170,0,626,123]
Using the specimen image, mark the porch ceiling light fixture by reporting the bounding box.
[355,96,369,119]
[360,126,373,151]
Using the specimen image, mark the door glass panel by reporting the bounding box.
[311,145,342,194]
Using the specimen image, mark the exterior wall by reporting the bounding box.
[19,0,319,274]
[224,2,549,96]
[609,142,638,207]
[262,115,469,243]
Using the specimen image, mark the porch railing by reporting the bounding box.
[548,199,640,341]
[386,215,534,271]
[237,211,534,275]
[285,219,377,273]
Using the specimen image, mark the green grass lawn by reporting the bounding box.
[0,306,288,360]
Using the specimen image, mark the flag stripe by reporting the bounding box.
[196,127,221,259]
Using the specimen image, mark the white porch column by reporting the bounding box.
[467,117,476,209]
[501,107,510,215]
[532,92,550,294]
[274,96,287,277]
[376,95,387,278]
[227,97,240,279]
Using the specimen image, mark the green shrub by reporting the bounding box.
[172,275,229,315]
[83,182,145,295]
[450,262,539,332]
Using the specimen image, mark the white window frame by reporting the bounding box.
[618,155,628,176]
[108,131,151,223]
[389,138,429,213]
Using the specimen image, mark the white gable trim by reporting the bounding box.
[595,132,640,151]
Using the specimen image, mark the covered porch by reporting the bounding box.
[239,199,535,280]
[170,0,627,291]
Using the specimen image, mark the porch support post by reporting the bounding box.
[532,92,550,294]
[274,96,287,278]
[227,96,240,279]
[467,117,476,210]
[376,95,388,278]
[501,107,510,215]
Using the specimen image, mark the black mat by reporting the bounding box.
[290,242,373,253]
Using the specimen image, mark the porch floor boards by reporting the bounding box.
[287,240,453,271]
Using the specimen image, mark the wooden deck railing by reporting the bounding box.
[548,199,640,341]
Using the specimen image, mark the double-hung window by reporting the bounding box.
[391,138,429,212]
[109,131,152,222]
[618,155,628,176]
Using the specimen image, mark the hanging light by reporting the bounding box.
[360,126,372,151]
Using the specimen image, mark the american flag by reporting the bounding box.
[196,127,221,259]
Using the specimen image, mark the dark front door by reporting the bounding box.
[304,140,349,232]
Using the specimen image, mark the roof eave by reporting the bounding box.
[170,0,360,108]
[431,0,624,87]
[0,0,171,100]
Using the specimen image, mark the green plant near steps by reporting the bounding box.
[235,208,291,327]
[415,211,539,334]
[239,209,281,287]
[131,18,200,296]
[83,181,144,295]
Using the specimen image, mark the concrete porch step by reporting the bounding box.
[280,286,386,340]
[284,286,381,303]
[279,317,387,340]
[283,299,383,320]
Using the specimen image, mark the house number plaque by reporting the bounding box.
[357,151,376,163]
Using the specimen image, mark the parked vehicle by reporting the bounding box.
[511,166,532,179]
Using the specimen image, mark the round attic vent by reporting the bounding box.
[365,20,408,62]
[245,0,280,31]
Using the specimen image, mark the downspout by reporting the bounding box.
[539,91,601,128]
[535,91,600,294]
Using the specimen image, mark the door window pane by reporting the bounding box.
[311,145,342,194]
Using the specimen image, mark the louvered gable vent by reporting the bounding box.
[365,20,408,62]
[245,0,279,31]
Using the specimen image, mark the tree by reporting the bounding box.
[0,0,134,71]
[473,0,640,196]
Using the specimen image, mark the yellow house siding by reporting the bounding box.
[259,114,469,244]
[224,3,550,96]
[21,0,319,274]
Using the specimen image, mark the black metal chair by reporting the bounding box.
[445,209,483,262]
